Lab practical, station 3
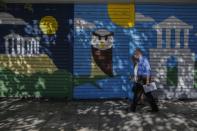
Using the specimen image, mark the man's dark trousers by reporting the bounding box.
[131,82,159,112]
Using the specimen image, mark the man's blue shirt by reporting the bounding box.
[138,56,151,77]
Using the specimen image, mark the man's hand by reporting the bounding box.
[146,83,150,86]
[146,76,150,85]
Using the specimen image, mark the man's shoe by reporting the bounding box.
[124,107,131,113]
[130,108,136,113]
[124,107,136,113]
[148,109,159,113]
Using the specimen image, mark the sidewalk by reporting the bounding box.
[0,98,197,131]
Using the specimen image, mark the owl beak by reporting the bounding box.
[99,42,105,48]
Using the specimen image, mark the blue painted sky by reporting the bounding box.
[135,4,197,60]
[74,4,130,76]
[74,4,197,77]
[0,4,74,71]
[74,4,197,99]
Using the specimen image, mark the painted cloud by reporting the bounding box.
[0,12,27,25]
[74,18,96,30]
[136,12,155,22]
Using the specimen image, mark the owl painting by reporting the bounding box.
[91,29,114,77]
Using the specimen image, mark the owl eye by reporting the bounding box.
[92,36,97,40]
[108,36,114,42]
[91,36,97,45]
[92,35,96,39]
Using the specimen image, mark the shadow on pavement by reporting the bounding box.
[0,98,197,131]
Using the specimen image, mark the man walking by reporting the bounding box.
[130,48,159,112]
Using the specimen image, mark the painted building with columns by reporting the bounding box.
[150,16,195,98]
[4,33,40,56]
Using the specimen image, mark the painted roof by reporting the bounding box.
[153,16,193,29]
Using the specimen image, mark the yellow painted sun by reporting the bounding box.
[39,16,58,35]
[108,3,135,28]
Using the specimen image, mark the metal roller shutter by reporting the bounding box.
[73,4,134,99]
[0,4,74,98]
[1,2,197,100]
[135,4,197,99]
[73,3,197,100]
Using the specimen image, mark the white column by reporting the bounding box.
[184,29,189,48]
[11,38,15,55]
[21,38,25,56]
[27,40,30,55]
[36,37,40,54]
[17,37,20,55]
[5,38,9,54]
[37,40,40,54]
[166,28,171,48]
[32,39,36,55]
[175,29,181,48]
[156,29,162,48]
[30,39,33,55]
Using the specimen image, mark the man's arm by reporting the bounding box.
[143,58,151,84]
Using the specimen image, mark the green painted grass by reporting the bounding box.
[0,68,72,98]
[167,67,178,87]
[166,62,197,88]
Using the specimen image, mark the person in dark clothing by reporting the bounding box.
[130,48,159,112]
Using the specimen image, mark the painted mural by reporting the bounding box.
[91,29,114,76]
[0,3,197,99]
[0,4,73,98]
[73,3,135,99]
[73,4,197,99]
[150,16,195,89]
[134,5,197,99]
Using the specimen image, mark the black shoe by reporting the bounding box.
[130,107,136,113]
[124,107,130,112]
[148,109,159,113]
[124,107,136,113]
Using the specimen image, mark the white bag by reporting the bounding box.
[143,82,157,93]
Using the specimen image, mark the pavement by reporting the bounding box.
[0,98,197,131]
